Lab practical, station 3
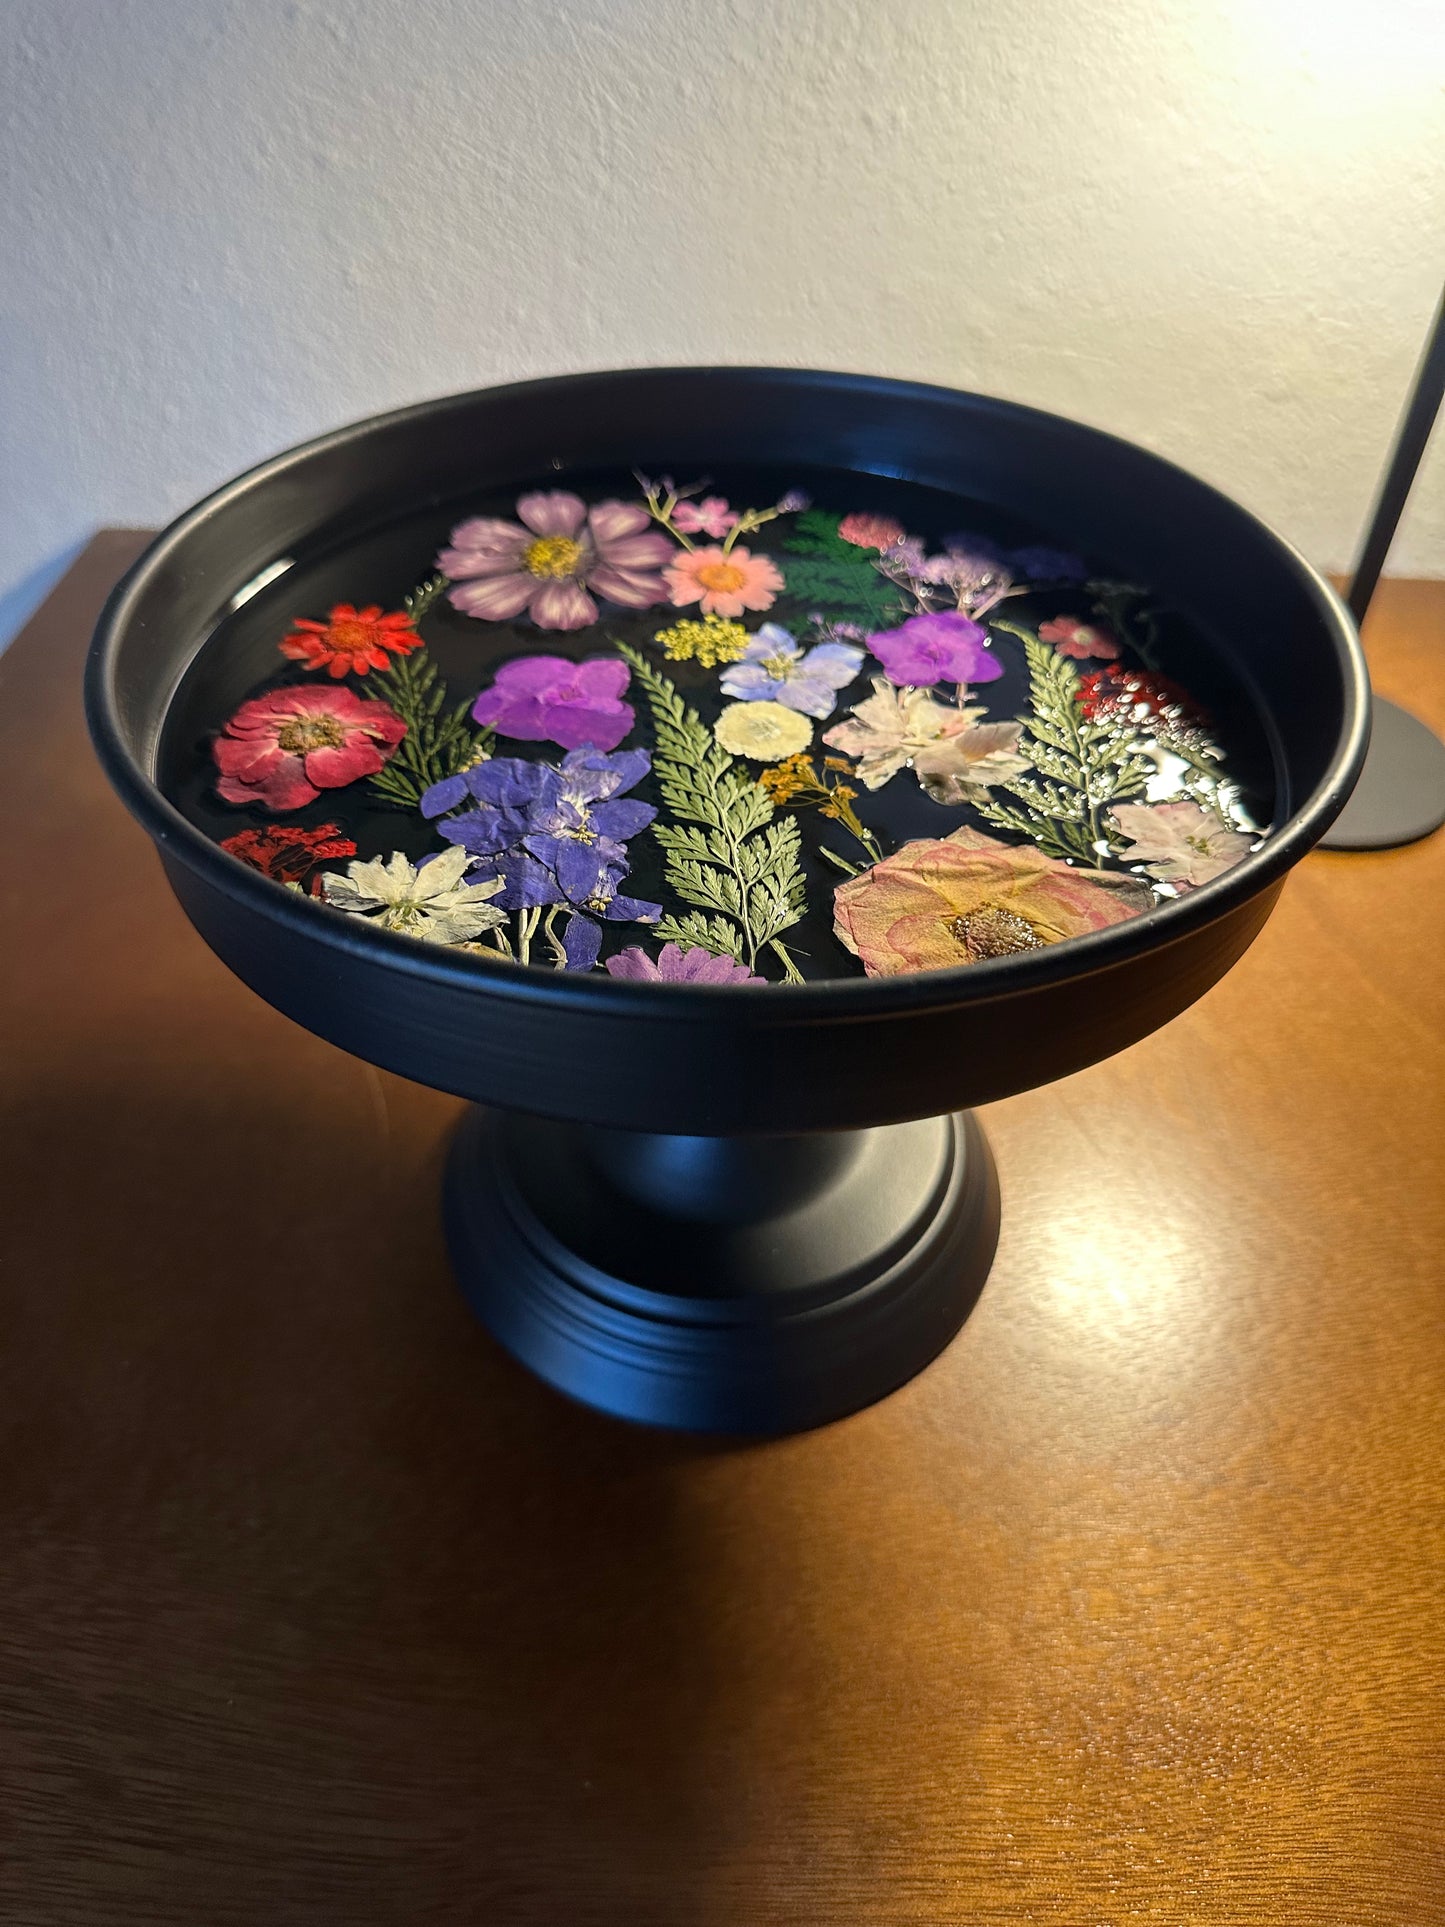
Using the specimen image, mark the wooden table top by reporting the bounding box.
[2,534,1442,1925]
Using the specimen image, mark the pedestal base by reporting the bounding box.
[444,1109,1000,1435]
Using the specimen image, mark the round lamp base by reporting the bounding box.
[444,1107,1000,1434]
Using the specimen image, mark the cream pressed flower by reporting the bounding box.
[713,700,813,761]
[320,845,508,944]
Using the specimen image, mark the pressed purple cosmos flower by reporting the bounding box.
[605,943,765,984]
[438,492,673,630]
[471,655,635,753]
[1009,545,1087,583]
[719,624,865,718]
[866,610,1005,688]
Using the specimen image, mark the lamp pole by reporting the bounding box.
[1321,283,1445,850]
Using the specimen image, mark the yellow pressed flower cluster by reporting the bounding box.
[653,614,751,668]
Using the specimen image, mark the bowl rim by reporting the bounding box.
[86,364,1371,1023]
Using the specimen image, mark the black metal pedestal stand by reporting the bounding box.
[445,1108,1000,1434]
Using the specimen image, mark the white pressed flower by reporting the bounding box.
[320,845,508,944]
[1109,800,1255,888]
[822,677,988,791]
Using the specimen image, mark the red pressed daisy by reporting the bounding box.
[220,822,358,893]
[280,603,419,678]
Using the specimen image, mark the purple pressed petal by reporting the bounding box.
[586,564,669,608]
[543,700,633,753]
[586,499,654,545]
[573,658,630,701]
[436,545,535,581]
[442,516,531,554]
[468,757,551,808]
[516,490,587,537]
[491,656,575,697]
[603,892,663,925]
[804,642,866,682]
[591,798,656,840]
[420,773,471,818]
[966,647,1006,683]
[562,913,604,971]
[591,528,673,569]
[437,808,515,858]
[473,693,554,740]
[449,573,536,620]
[529,580,598,631]
[490,850,565,910]
[552,839,610,903]
[778,672,848,718]
[718,663,777,702]
[604,947,662,981]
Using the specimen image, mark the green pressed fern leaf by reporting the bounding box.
[367,580,491,809]
[617,645,808,976]
[778,510,905,627]
[973,621,1154,865]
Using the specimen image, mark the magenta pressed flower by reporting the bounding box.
[439,492,673,631]
[605,943,764,985]
[866,610,1004,688]
[471,655,635,753]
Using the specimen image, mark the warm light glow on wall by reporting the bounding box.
[1239,0,1444,103]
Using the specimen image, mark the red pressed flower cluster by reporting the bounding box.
[1076,667,1205,732]
[280,603,419,677]
[219,822,357,893]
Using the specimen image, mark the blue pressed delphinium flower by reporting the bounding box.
[422,748,659,966]
[719,624,864,719]
[549,843,662,971]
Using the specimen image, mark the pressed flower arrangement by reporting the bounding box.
[165,469,1270,985]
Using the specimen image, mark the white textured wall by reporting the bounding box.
[3,0,1443,646]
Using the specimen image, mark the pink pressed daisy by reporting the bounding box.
[213,685,405,812]
[438,492,674,631]
[664,544,785,619]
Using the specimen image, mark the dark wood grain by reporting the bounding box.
[1,536,1442,1925]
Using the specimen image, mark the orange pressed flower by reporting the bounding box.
[279,603,419,678]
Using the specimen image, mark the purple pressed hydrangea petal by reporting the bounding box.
[492,656,580,698]
[572,658,631,700]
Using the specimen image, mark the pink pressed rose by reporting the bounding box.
[1038,615,1121,660]
[213,685,406,812]
[833,826,1154,977]
[604,942,764,984]
[471,655,635,753]
[837,512,906,551]
[664,544,785,619]
[438,492,673,631]
[672,496,738,539]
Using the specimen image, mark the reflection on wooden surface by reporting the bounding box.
[1,536,1441,1923]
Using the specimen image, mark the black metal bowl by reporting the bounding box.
[85,369,1368,1432]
